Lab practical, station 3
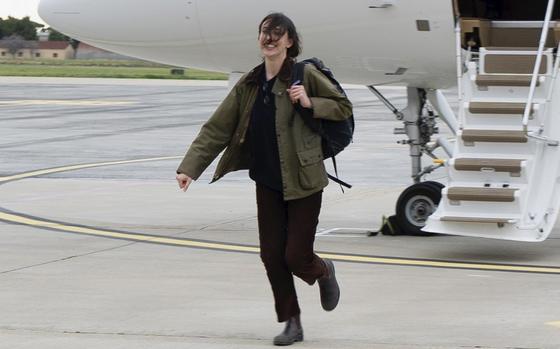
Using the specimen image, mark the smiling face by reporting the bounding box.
[258,20,293,60]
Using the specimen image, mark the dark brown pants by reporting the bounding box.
[256,184,328,322]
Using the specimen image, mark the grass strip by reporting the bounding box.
[0,59,228,80]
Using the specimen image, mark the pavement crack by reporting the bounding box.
[0,326,268,342]
[0,241,137,275]
[0,213,257,276]
[197,214,257,231]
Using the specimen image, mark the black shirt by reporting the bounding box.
[248,70,283,192]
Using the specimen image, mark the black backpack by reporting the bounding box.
[292,57,355,189]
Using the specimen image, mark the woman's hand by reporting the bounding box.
[176,173,193,192]
[287,85,313,109]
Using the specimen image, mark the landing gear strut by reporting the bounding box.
[369,86,457,235]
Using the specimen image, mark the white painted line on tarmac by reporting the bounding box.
[467,274,492,278]
[0,100,136,107]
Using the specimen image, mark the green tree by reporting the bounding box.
[0,16,43,40]
[48,28,67,41]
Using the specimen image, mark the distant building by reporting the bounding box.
[76,42,136,60]
[0,40,74,60]
[37,30,50,42]
[0,39,137,61]
[36,41,75,59]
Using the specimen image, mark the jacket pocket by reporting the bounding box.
[303,133,321,149]
[297,148,325,189]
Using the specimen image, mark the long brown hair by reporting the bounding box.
[246,13,302,84]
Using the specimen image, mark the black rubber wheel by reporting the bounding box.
[423,181,444,191]
[395,182,443,236]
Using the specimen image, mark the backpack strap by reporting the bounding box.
[292,62,321,134]
[328,172,352,189]
[292,61,306,86]
[291,61,352,191]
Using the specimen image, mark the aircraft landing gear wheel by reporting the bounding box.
[395,181,443,236]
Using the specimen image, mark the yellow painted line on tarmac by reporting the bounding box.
[546,321,560,328]
[318,252,560,274]
[0,100,135,107]
[2,156,560,274]
[1,209,560,274]
[0,156,182,183]
[0,211,259,254]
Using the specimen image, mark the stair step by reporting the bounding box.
[454,158,523,173]
[440,216,516,224]
[484,47,543,51]
[488,26,556,48]
[462,129,527,143]
[447,187,517,202]
[460,18,557,48]
[484,54,548,74]
[469,102,533,115]
[475,75,538,87]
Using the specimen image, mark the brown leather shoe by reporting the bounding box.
[273,315,303,346]
[318,259,340,311]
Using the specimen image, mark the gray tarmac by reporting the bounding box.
[0,77,559,349]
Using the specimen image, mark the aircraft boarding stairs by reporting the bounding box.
[425,18,560,242]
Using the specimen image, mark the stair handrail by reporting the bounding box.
[455,21,463,127]
[523,0,556,131]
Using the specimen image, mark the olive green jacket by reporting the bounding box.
[177,64,353,200]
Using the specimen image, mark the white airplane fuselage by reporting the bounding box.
[38,0,457,88]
